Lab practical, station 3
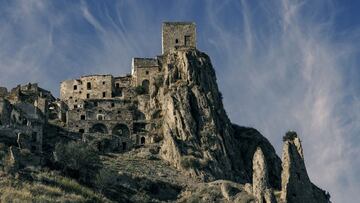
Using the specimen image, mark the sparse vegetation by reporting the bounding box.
[180,155,202,169]
[283,131,298,142]
[54,141,102,183]
[0,171,109,202]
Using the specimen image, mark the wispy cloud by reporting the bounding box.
[0,1,358,202]
[203,1,360,202]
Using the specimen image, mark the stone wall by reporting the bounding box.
[162,22,196,54]
[131,58,160,90]
[0,87,8,98]
[0,98,11,126]
[60,75,114,110]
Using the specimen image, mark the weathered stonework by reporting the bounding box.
[162,22,196,54]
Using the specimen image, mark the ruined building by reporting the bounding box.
[58,22,196,151]
[0,22,330,202]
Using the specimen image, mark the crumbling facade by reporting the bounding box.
[56,22,196,152]
[0,83,52,153]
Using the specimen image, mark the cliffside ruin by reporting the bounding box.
[0,22,330,203]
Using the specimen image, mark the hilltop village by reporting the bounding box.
[0,22,196,154]
[0,22,330,203]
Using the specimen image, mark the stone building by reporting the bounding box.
[57,22,196,152]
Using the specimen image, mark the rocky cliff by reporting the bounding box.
[0,48,331,203]
[149,49,330,202]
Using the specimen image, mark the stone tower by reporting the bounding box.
[161,22,196,54]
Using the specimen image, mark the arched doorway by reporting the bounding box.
[142,80,149,94]
[140,137,145,145]
[112,124,130,137]
[89,123,108,134]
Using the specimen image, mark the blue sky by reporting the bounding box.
[0,0,359,202]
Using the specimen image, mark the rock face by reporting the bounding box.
[252,147,275,203]
[280,132,329,203]
[156,49,236,181]
[154,49,282,185]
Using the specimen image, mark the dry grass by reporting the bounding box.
[0,171,111,203]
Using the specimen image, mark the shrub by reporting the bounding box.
[154,75,164,87]
[180,156,201,169]
[283,131,298,142]
[54,142,102,183]
[135,86,146,95]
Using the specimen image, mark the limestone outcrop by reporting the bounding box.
[156,49,236,181]
[154,49,282,185]
[280,132,329,203]
[252,147,275,203]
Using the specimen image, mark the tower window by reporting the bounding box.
[111,102,115,107]
[102,81,106,85]
[87,82,91,90]
[80,115,85,120]
[74,105,77,109]
[185,35,191,46]
[145,71,149,75]
[73,85,77,90]
[175,39,179,44]
[102,92,106,97]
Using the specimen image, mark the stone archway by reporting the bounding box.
[112,123,130,137]
[90,123,108,134]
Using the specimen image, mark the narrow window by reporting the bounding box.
[79,129,84,133]
[116,83,120,88]
[145,71,149,75]
[102,92,106,98]
[74,105,77,109]
[94,102,98,107]
[87,82,91,90]
[87,93,90,98]
[141,137,145,145]
[97,115,103,120]
[175,39,179,44]
[111,102,115,107]
[80,115,85,120]
[102,81,106,85]
[185,35,191,46]
[73,85,77,90]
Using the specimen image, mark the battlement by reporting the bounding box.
[162,22,196,54]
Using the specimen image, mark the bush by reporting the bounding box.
[54,142,102,183]
[154,75,164,87]
[180,156,201,169]
[135,86,146,95]
[283,131,298,142]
